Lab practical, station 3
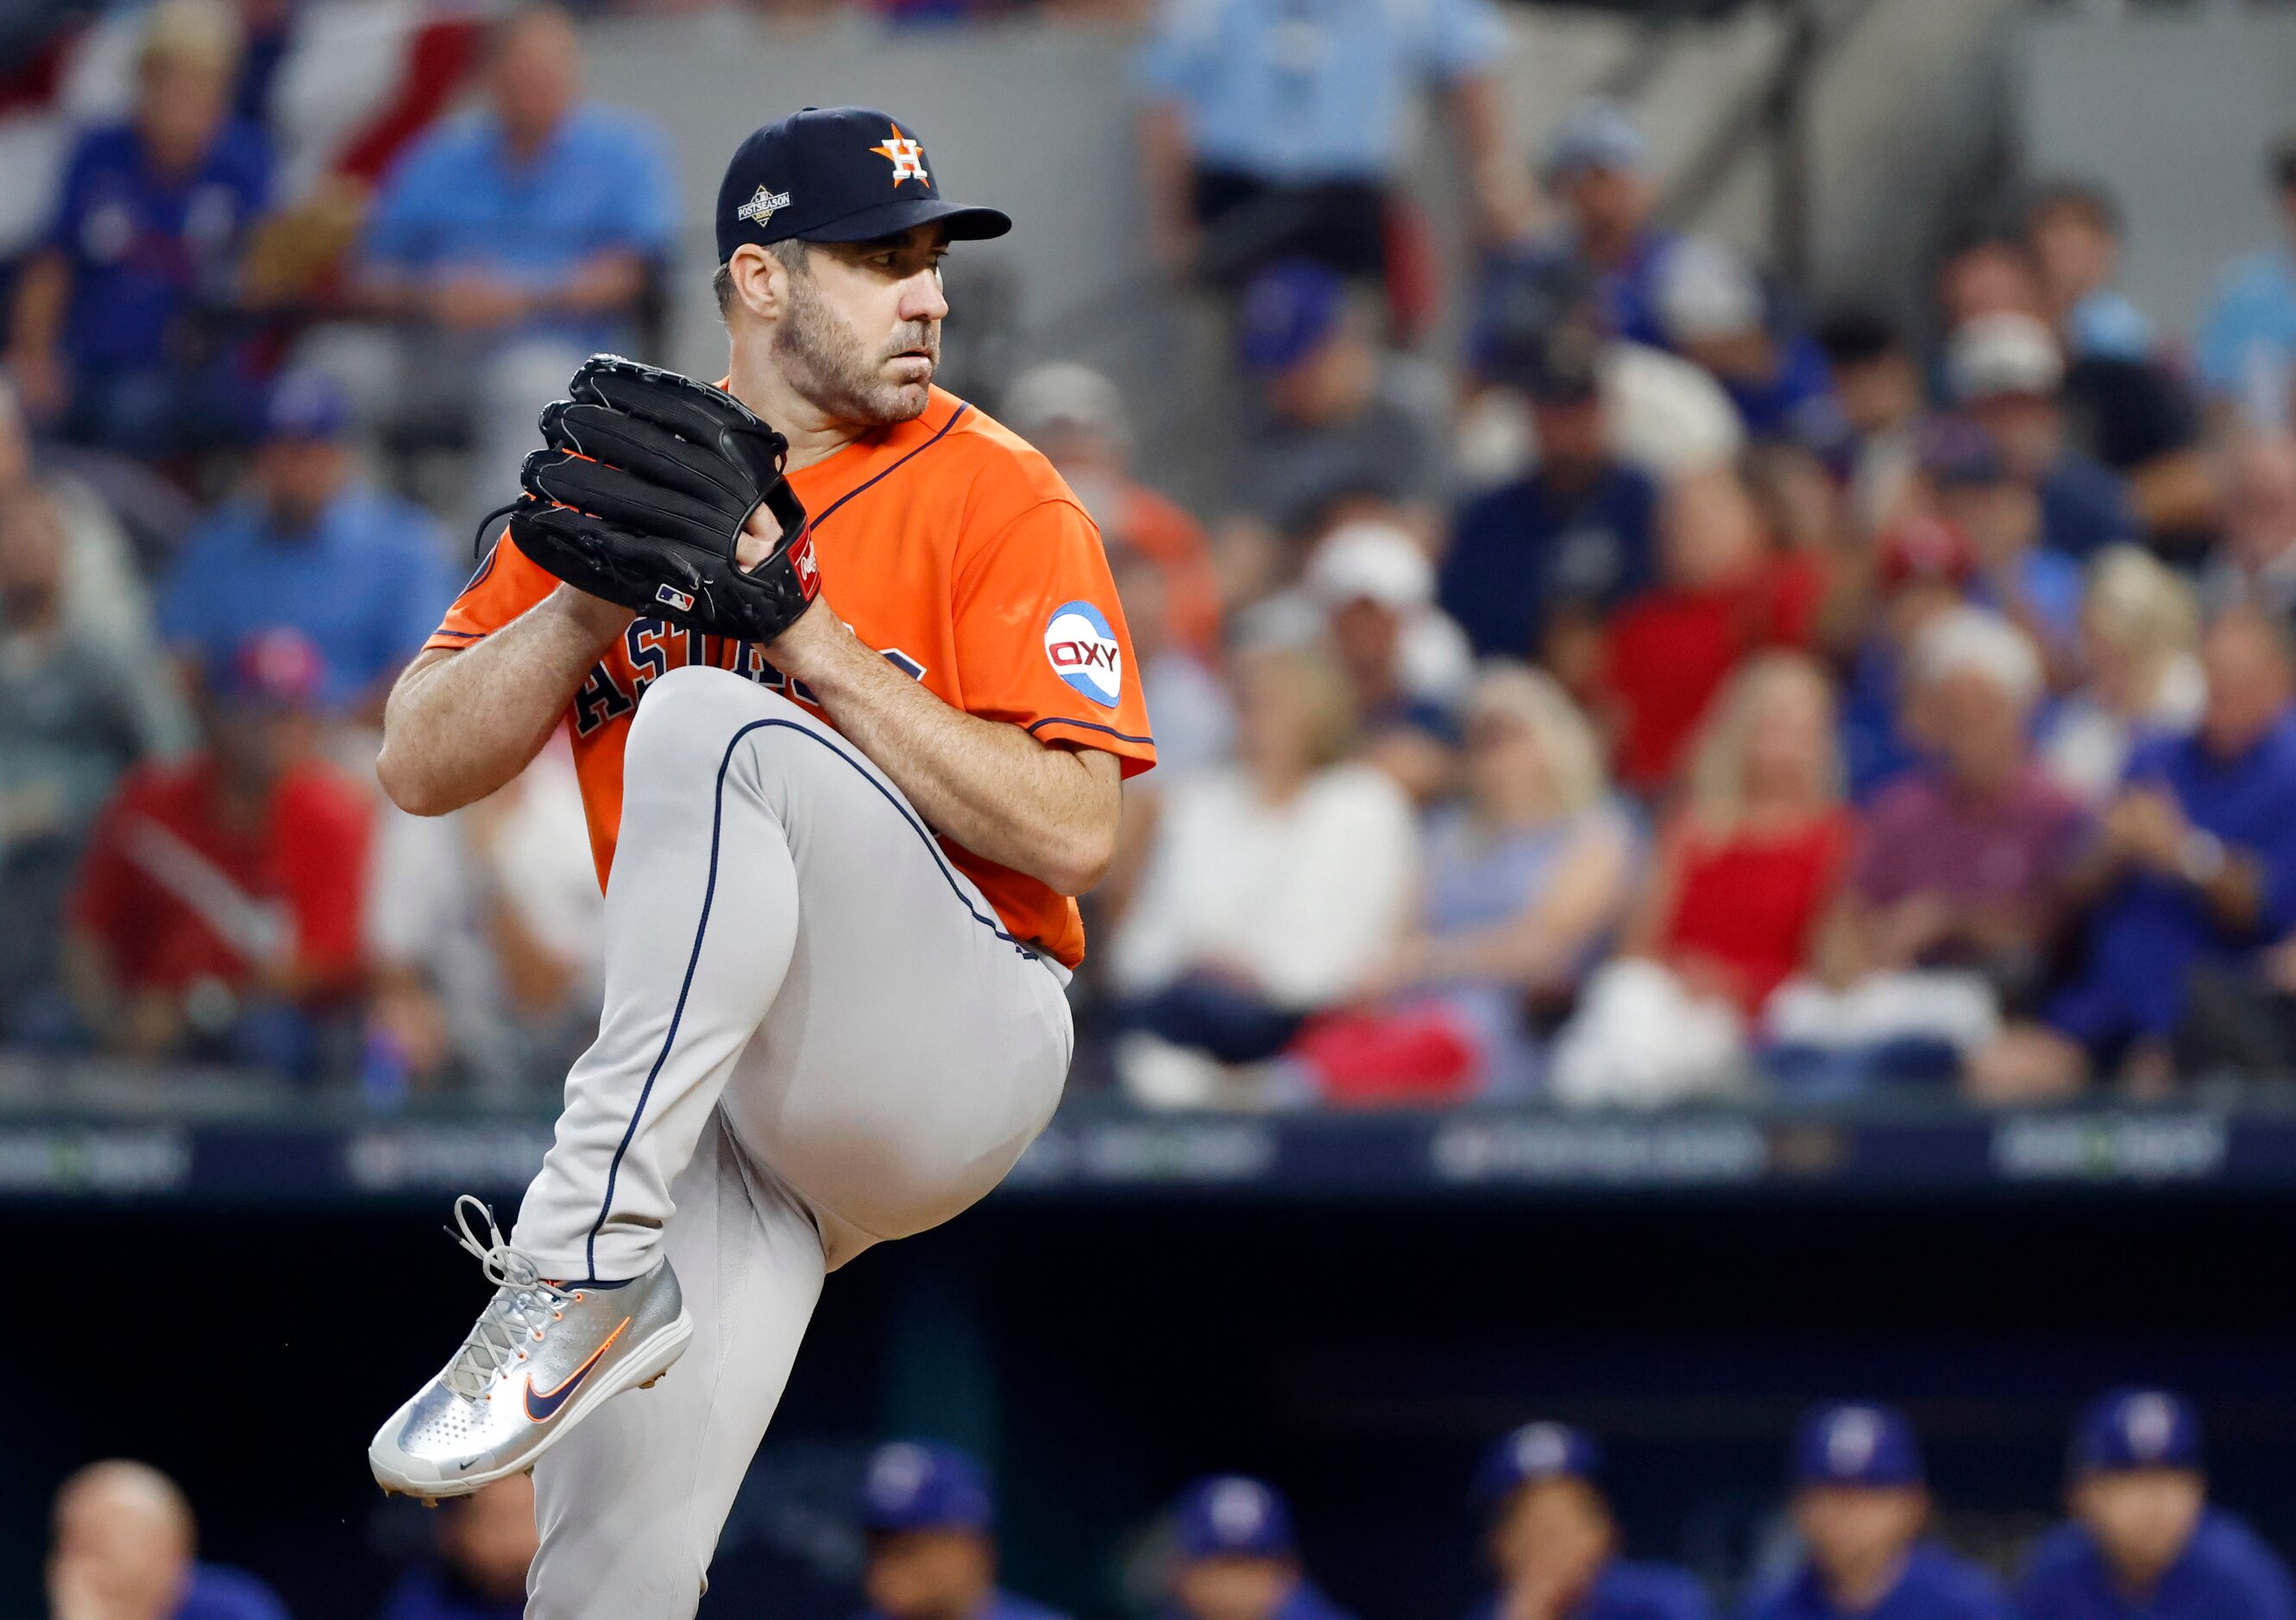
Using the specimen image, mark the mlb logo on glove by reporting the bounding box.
[657,584,697,612]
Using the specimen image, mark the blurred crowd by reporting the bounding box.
[44,1386,2296,1620]
[19,0,2296,1108]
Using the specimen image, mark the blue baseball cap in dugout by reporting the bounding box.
[1793,1403,1925,1489]
[1236,260,1349,375]
[1172,1475,1298,1559]
[2071,1388,2205,1474]
[716,106,1012,264]
[1474,1422,1604,1510]
[859,1440,996,1534]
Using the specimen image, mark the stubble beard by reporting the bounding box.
[774,269,938,427]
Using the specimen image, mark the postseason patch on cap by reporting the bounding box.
[1044,600,1122,707]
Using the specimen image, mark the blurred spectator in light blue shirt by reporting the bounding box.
[1135,0,1517,291]
[47,1460,291,1620]
[158,372,455,719]
[2195,138,2296,428]
[309,3,675,520]
[5,0,272,461]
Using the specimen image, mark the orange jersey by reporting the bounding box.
[428,386,1156,967]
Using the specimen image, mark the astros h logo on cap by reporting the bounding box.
[714,105,1010,266]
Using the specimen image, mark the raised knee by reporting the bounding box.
[624,666,777,771]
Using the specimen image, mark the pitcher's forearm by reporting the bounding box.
[379,586,633,815]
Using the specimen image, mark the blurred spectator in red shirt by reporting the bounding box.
[1598,466,1822,796]
[65,627,370,1076]
[1555,653,1849,1104]
[1003,361,1223,656]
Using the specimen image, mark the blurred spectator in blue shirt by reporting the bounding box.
[1974,605,2296,1101]
[1135,0,1514,289]
[1469,1422,1714,1620]
[2018,1390,2294,1620]
[1161,1477,1354,1620]
[1945,314,2135,562]
[1518,104,1680,352]
[379,1475,535,1620]
[0,484,183,1045]
[853,1441,1072,1620]
[47,1459,290,1620]
[1740,1404,2009,1620]
[2026,182,2153,364]
[158,371,454,719]
[5,0,271,461]
[1652,237,1837,449]
[1443,322,1658,669]
[1815,312,1927,540]
[1919,418,2085,669]
[2195,138,2296,428]
[314,3,674,520]
[1460,254,1742,491]
[1224,260,1450,564]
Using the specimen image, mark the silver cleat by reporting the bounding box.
[368,1195,693,1502]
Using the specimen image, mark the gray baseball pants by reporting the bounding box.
[510,665,1074,1617]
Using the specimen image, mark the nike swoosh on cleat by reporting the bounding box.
[523,1317,632,1423]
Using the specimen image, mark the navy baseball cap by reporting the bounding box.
[2071,1388,2205,1474]
[859,1441,995,1534]
[1473,1422,1603,1510]
[716,106,1011,264]
[1236,260,1349,374]
[1793,1403,1925,1489]
[1172,1476,1296,1559]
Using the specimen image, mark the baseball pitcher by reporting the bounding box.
[365,104,1154,1617]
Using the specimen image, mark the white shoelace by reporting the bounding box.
[441,1195,577,1400]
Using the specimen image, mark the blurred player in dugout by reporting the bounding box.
[854,1441,1070,1620]
[1739,1403,2008,1620]
[1469,1423,1712,1620]
[1160,1476,1356,1620]
[2018,1389,2293,1620]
